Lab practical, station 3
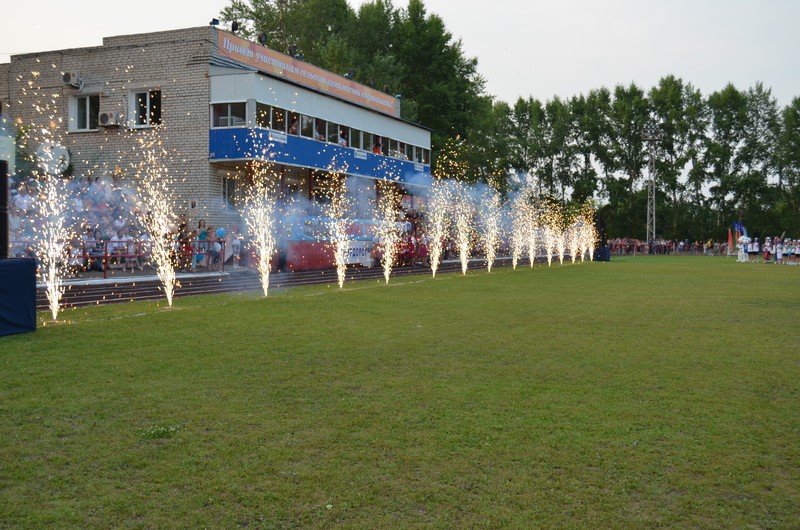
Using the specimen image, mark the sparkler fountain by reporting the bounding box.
[542,223,556,267]
[425,179,450,278]
[526,201,539,268]
[19,68,73,321]
[540,199,564,266]
[452,181,474,275]
[33,174,71,321]
[479,187,503,272]
[509,193,528,269]
[566,217,581,264]
[581,219,596,262]
[134,137,178,306]
[375,181,403,284]
[556,225,566,265]
[576,202,598,262]
[322,172,352,288]
[244,163,278,297]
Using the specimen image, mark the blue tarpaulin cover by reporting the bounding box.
[0,259,37,336]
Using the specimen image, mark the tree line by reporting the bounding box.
[221,0,799,240]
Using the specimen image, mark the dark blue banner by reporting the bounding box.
[0,258,37,336]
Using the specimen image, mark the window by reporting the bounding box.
[314,119,327,141]
[421,148,430,165]
[362,131,373,152]
[338,126,350,147]
[326,122,339,144]
[271,107,286,132]
[288,112,300,135]
[212,102,246,127]
[300,115,314,138]
[73,95,99,131]
[372,135,383,154]
[256,103,271,128]
[349,128,362,150]
[132,89,161,127]
[223,176,238,210]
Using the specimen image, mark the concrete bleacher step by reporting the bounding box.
[35,258,515,311]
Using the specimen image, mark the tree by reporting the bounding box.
[601,83,650,235]
[541,96,573,200]
[649,75,708,237]
[585,88,614,199]
[568,93,601,204]
[608,83,650,197]
[778,97,800,192]
[508,97,546,190]
[775,97,800,233]
[393,0,485,148]
[735,82,780,228]
[462,97,513,191]
[704,84,748,230]
[346,1,400,90]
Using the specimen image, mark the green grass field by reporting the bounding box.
[1,256,798,528]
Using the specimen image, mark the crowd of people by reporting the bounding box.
[10,175,798,273]
[610,238,729,255]
[741,237,800,265]
[9,176,141,261]
[7,176,248,275]
[609,235,799,264]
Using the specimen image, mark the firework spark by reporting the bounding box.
[479,187,503,272]
[375,181,403,284]
[425,179,450,278]
[526,200,539,268]
[321,171,352,288]
[32,174,71,321]
[245,162,279,297]
[576,201,598,262]
[18,66,72,321]
[509,193,527,270]
[452,181,474,275]
[134,136,178,306]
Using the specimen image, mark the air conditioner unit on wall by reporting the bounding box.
[99,111,120,127]
[62,72,83,89]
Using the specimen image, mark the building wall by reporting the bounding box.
[1,26,431,236]
[0,63,9,112]
[0,26,243,228]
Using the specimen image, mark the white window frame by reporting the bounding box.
[211,102,247,128]
[129,88,162,128]
[69,94,100,132]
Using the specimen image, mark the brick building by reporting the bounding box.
[0,26,431,269]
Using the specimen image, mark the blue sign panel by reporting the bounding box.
[209,128,430,186]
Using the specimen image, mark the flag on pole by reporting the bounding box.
[733,221,748,239]
[728,228,733,255]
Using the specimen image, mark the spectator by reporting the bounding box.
[87,228,106,272]
[231,228,242,269]
[208,232,223,271]
[109,229,127,270]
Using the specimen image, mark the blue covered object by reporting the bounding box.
[0,259,37,336]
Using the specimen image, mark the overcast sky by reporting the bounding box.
[2,0,798,107]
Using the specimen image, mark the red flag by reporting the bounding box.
[728,228,734,255]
